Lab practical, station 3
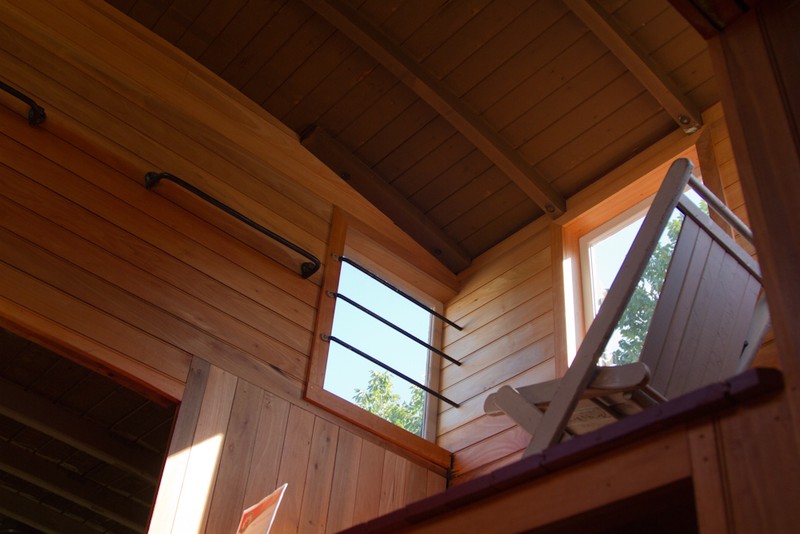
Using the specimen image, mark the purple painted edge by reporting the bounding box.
[341,368,783,534]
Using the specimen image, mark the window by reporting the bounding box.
[306,209,453,464]
[579,199,681,366]
[579,200,647,336]
[573,165,707,368]
[324,259,434,437]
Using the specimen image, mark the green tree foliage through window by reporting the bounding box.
[353,370,424,436]
[606,200,708,365]
[607,215,683,365]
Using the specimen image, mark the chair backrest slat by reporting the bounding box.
[527,159,696,453]
[499,159,769,456]
[702,274,761,385]
[638,212,704,390]
[640,195,763,399]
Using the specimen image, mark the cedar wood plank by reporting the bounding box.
[205,379,265,533]
[171,365,238,533]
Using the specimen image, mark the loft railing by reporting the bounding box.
[0,81,46,126]
[323,256,463,408]
[144,171,321,278]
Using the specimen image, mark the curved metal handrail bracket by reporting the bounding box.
[0,81,46,126]
[145,171,321,278]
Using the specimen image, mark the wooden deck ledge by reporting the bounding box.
[343,368,783,533]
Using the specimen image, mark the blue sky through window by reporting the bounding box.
[323,262,430,404]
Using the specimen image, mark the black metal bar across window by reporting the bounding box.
[328,290,462,366]
[337,255,463,331]
[145,171,321,278]
[0,81,46,126]
[323,334,460,408]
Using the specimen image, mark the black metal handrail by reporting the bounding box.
[322,334,460,408]
[0,81,46,126]
[145,171,321,278]
[336,255,463,331]
[328,291,462,366]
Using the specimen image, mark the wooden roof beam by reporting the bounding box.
[564,0,703,133]
[301,0,566,217]
[0,441,150,531]
[0,377,163,484]
[302,126,472,272]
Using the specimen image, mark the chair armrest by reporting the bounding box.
[484,362,650,415]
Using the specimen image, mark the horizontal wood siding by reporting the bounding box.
[0,0,452,530]
[440,220,556,480]
[0,104,311,398]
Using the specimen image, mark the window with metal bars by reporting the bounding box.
[306,210,461,456]
[323,256,460,436]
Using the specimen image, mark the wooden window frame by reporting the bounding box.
[554,143,701,375]
[577,197,652,345]
[305,208,451,468]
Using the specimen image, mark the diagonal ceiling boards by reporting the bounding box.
[563,0,702,133]
[301,0,705,212]
[300,0,703,269]
[302,126,473,272]
[301,0,567,219]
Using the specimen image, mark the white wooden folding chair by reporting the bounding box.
[484,158,770,456]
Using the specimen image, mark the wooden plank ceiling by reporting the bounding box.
[0,327,175,533]
[107,0,716,272]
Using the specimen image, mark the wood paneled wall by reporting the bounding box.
[438,133,698,483]
[0,0,783,528]
[151,358,444,534]
[438,105,771,483]
[439,219,557,482]
[0,0,449,530]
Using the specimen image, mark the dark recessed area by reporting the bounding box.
[527,479,698,534]
[0,327,176,533]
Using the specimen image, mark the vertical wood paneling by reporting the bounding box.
[297,417,339,533]
[404,459,431,505]
[171,365,238,533]
[272,405,316,534]
[146,361,444,532]
[325,430,363,533]
[352,440,386,525]
[718,394,800,533]
[242,392,291,511]
[688,422,729,533]
[205,379,265,534]
[379,452,409,515]
[149,357,209,532]
[426,469,446,496]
